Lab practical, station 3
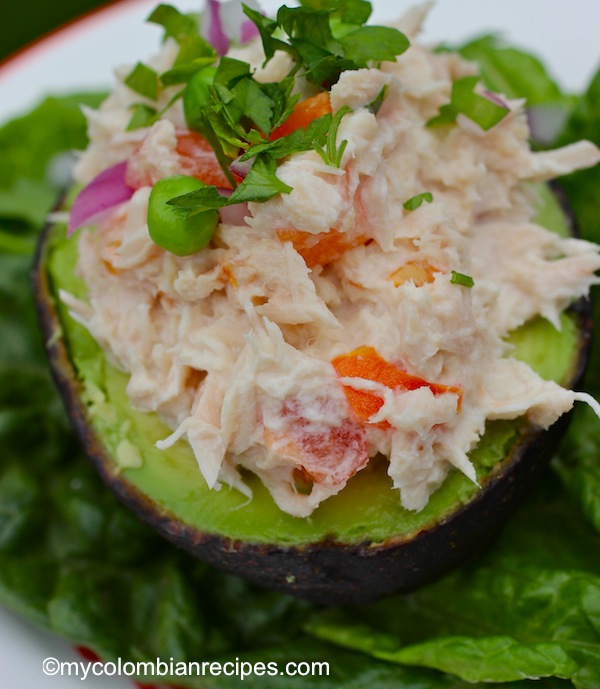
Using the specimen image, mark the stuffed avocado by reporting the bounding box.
[33,0,600,604]
[33,184,591,605]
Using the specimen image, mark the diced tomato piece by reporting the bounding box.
[277,228,368,268]
[263,396,369,486]
[269,92,332,140]
[175,131,232,188]
[125,130,232,190]
[331,346,462,426]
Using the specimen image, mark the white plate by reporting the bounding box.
[1,1,599,687]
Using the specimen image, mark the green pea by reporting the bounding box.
[183,66,217,132]
[148,176,219,256]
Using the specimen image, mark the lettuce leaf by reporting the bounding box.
[454,35,567,107]
[555,407,600,536]
[0,94,103,255]
[556,67,600,244]
[306,478,600,687]
[551,67,600,531]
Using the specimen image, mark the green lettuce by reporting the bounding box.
[0,94,103,255]
[307,476,600,687]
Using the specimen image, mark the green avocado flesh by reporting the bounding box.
[44,184,579,547]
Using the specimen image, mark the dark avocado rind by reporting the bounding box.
[33,185,591,605]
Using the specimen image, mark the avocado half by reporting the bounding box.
[33,184,591,605]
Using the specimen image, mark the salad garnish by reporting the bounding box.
[116,1,410,240]
[426,75,510,130]
[450,271,475,288]
[403,192,434,211]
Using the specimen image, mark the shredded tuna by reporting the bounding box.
[64,6,600,517]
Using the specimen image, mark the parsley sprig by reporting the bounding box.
[243,1,409,89]
[426,76,509,131]
[132,1,410,219]
[313,105,351,167]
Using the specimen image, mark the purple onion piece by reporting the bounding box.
[219,202,250,226]
[483,89,510,109]
[240,19,260,44]
[229,155,253,180]
[68,161,134,237]
[206,0,230,57]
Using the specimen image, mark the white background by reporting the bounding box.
[0,0,599,686]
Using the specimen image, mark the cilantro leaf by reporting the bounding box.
[260,78,299,132]
[403,192,433,211]
[299,0,372,25]
[126,104,158,131]
[241,5,291,61]
[230,78,275,134]
[244,1,409,89]
[314,105,351,167]
[174,33,216,66]
[147,3,198,41]
[124,62,160,101]
[278,5,343,57]
[340,26,410,66]
[160,57,216,87]
[168,154,292,215]
[230,154,293,203]
[367,85,388,114]
[240,114,331,162]
[427,76,509,131]
[147,5,216,88]
[450,271,475,288]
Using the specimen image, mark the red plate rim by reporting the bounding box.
[0,0,150,82]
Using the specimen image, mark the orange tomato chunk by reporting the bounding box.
[331,346,462,425]
[269,92,332,140]
[175,131,233,188]
[277,229,368,268]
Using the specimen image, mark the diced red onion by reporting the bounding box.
[229,155,253,180]
[240,19,260,44]
[68,161,134,236]
[219,202,250,226]
[206,0,230,57]
[203,0,261,53]
[483,89,510,109]
[213,187,249,226]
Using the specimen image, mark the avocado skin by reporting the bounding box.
[32,187,592,606]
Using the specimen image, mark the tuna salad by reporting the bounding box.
[61,0,600,517]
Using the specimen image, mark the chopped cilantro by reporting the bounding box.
[147,4,198,42]
[160,58,216,86]
[426,76,509,131]
[126,104,159,131]
[148,4,216,85]
[174,33,217,66]
[314,105,351,168]
[240,114,331,162]
[124,62,160,101]
[450,271,475,288]
[339,26,409,65]
[367,85,388,115]
[151,1,411,241]
[403,192,433,211]
[243,1,409,89]
[168,154,292,215]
